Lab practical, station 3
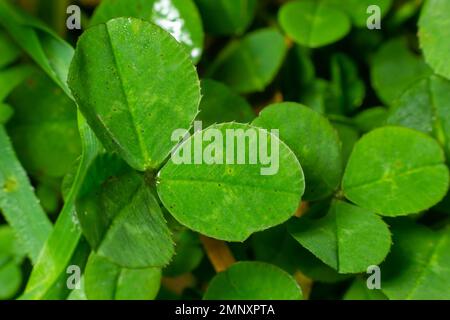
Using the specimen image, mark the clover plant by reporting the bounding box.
[0,0,449,301]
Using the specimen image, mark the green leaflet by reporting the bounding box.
[163,228,203,277]
[324,0,393,27]
[0,1,74,97]
[84,253,161,300]
[157,122,304,241]
[331,120,360,165]
[419,0,450,80]
[0,226,24,299]
[342,127,449,216]
[354,107,388,133]
[197,79,255,128]
[0,30,20,69]
[300,78,340,114]
[371,38,432,106]
[278,0,351,48]
[0,103,13,125]
[68,17,201,171]
[288,200,391,274]
[330,53,366,114]
[381,220,450,299]
[251,225,349,283]
[204,261,303,300]
[35,181,60,214]
[208,28,287,94]
[0,126,52,264]
[90,0,204,63]
[343,278,387,300]
[0,261,21,299]
[0,64,34,101]
[76,155,174,268]
[7,70,81,180]
[252,103,343,201]
[0,0,448,302]
[23,113,100,299]
[386,0,423,28]
[0,225,24,265]
[194,0,257,35]
[387,75,450,162]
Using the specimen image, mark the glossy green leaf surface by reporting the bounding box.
[194,0,256,35]
[0,65,33,101]
[0,103,13,125]
[371,38,432,106]
[163,229,203,277]
[387,75,450,162]
[343,127,449,216]
[354,107,388,133]
[0,0,449,302]
[7,70,80,180]
[419,0,450,80]
[0,30,20,69]
[204,262,303,300]
[324,0,393,27]
[332,120,360,165]
[252,102,342,201]
[0,1,74,97]
[279,0,351,48]
[198,79,255,128]
[288,200,391,273]
[76,155,174,268]
[252,225,349,283]
[90,0,204,63]
[157,122,304,241]
[68,17,201,171]
[84,253,161,300]
[343,278,387,300]
[381,221,450,299]
[0,226,24,299]
[209,28,287,93]
[0,261,21,299]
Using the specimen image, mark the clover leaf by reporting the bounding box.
[68,17,201,171]
[204,262,303,300]
[342,127,449,216]
[288,200,391,273]
[279,0,351,48]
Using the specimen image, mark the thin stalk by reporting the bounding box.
[200,235,236,273]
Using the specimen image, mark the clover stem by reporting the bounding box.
[294,270,313,300]
[162,273,197,296]
[284,36,294,48]
[200,235,236,273]
[295,201,309,218]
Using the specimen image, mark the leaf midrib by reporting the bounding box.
[105,23,148,167]
[345,162,445,192]
[405,232,447,299]
[161,177,301,196]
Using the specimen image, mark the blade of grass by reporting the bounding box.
[0,0,74,98]
[22,112,101,299]
[0,3,99,299]
[0,126,52,263]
